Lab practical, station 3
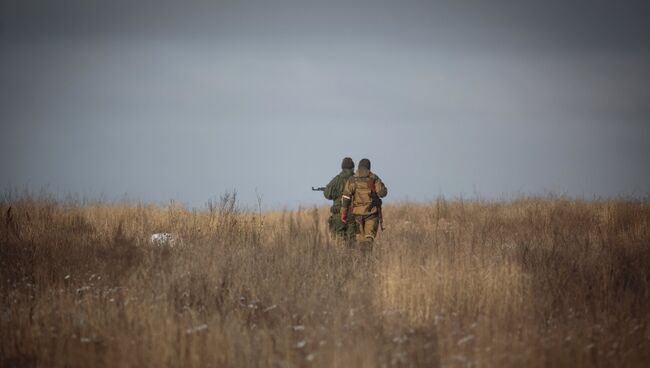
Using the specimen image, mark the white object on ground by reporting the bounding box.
[150,233,177,247]
[186,324,208,335]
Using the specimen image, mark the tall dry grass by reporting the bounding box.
[1,193,649,367]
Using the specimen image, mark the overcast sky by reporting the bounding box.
[1,0,649,208]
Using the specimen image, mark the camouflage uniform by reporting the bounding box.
[341,159,387,247]
[323,158,357,240]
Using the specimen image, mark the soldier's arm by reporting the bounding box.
[375,176,388,198]
[341,179,353,210]
[340,179,353,223]
[323,176,337,200]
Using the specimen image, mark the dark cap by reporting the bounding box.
[341,157,355,169]
[359,158,371,170]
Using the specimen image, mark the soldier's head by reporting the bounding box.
[359,158,371,170]
[341,157,355,170]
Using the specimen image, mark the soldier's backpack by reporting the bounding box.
[350,176,378,216]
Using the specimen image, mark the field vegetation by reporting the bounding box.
[1,193,649,367]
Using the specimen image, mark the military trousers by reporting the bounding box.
[328,214,357,240]
[355,214,379,243]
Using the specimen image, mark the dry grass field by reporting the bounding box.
[1,193,649,367]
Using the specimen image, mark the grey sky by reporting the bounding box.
[1,0,649,208]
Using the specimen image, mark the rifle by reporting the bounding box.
[311,186,326,191]
[366,176,385,231]
[369,193,385,231]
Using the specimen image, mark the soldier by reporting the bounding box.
[340,158,387,249]
[323,157,357,240]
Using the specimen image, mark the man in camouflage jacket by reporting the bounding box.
[340,158,387,248]
[323,157,357,240]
